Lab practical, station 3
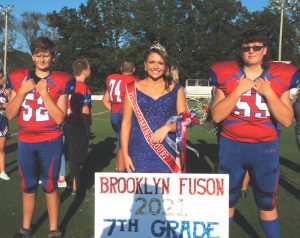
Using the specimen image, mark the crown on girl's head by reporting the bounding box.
[150,42,167,54]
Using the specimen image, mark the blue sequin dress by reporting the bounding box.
[128,83,181,173]
[0,88,9,136]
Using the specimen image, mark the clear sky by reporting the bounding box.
[241,0,269,12]
[1,0,269,17]
[1,0,88,17]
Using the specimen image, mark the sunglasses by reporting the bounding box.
[240,45,265,52]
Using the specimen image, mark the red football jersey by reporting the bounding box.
[209,61,300,142]
[66,81,92,126]
[105,74,138,113]
[7,68,75,143]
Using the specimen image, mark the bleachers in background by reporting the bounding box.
[185,78,212,99]
[92,95,103,100]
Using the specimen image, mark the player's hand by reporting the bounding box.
[253,77,273,97]
[124,155,135,173]
[36,78,49,96]
[236,75,254,95]
[151,125,170,144]
[19,77,35,95]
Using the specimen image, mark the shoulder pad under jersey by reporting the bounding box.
[209,61,243,86]
[265,62,300,89]
[49,71,75,94]
[7,68,32,91]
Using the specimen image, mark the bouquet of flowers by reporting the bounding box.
[166,98,216,172]
[188,98,218,133]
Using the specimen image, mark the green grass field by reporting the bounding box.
[1,101,300,238]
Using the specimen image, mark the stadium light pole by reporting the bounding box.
[0,5,14,78]
[269,0,300,61]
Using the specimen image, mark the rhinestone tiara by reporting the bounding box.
[150,42,167,54]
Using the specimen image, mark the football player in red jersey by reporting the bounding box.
[102,60,138,172]
[6,37,75,238]
[209,29,300,238]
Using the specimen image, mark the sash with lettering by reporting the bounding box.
[126,82,181,173]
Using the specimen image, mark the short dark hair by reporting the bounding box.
[121,60,135,73]
[30,37,56,56]
[237,28,270,68]
[238,28,268,47]
[72,58,90,76]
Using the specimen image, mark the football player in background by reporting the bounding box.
[209,28,300,238]
[102,60,138,172]
[6,37,75,238]
[64,58,92,196]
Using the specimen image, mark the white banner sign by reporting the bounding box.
[95,173,229,238]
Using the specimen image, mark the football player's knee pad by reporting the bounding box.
[254,191,276,211]
[22,180,38,193]
[229,189,241,208]
[42,182,57,193]
[227,173,245,208]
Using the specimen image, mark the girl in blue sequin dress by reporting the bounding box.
[121,43,187,173]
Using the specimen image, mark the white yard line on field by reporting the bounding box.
[92,111,109,116]
[8,132,18,137]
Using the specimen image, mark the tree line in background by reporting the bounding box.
[1,0,300,93]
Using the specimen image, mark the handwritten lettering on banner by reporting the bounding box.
[95,173,229,238]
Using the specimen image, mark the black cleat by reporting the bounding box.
[13,228,31,238]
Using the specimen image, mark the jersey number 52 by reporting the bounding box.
[22,93,49,122]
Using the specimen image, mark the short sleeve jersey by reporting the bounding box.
[7,68,75,143]
[209,61,300,142]
[65,81,92,126]
[105,74,138,113]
